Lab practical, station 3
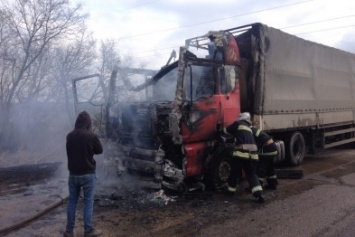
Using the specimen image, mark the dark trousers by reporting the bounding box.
[257,155,278,187]
[228,157,262,196]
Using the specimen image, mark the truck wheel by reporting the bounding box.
[205,147,233,190]
[287,132,306,166]
[274,140,285,164]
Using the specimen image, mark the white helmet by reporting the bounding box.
[238,112,252,124]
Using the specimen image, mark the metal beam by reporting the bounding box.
[324,127,355,137]
[323,138,355,149]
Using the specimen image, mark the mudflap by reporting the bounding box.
[275,168,304,179]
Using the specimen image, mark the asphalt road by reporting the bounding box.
[197,149,355,237]
[2,148,355,237]
[198,174,355,237]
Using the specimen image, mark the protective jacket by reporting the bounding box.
[251,127,278,157]
[224,120,258,160]
[66,111,103,175]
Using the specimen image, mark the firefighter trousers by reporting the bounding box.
[228,156,263,197]
[258,142,278,189]
[257,155,278,188]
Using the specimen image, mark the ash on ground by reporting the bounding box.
[96,186,178,210]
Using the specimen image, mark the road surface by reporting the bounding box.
[2,148,355,237]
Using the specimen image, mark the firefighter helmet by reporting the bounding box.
[238,112,252,124]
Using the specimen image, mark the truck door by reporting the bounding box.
[218,65,240,127]
[181,64,220,143]
[72,74,106,135]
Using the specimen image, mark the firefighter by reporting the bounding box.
[251,126,279,190]
[223,112,265,203]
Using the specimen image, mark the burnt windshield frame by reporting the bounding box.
[184,59,222,102]
[72,74,104,107]
[151,61,179,83]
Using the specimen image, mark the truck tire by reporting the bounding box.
[287,132,306,166]
[274,140,285,164]
[205,146,233,190]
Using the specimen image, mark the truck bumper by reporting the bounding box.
[116,145,185,190]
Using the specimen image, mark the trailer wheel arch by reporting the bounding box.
[287,132,306,166]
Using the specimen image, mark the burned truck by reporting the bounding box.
[73,22,355,191]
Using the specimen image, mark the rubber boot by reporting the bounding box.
[265,178,278,190]
[253,191,265,204]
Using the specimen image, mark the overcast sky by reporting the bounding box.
[81,0,355,69]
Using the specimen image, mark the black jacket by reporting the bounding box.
[251,127,271,148]
[225,120,256,145]
[66,111,103,175]
[251,127,277,156]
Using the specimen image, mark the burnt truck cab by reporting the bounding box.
[112,30,243,191]
[73,26,256,191]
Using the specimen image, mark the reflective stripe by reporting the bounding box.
[238,125,252,132]
[261,151,278,156]
[255,129,261,137]
[251,185,263,193]
[236,144,258,151]
[266,175,277,179]
[233,150,250,158]
[250,153,258,160]
[233,151,259,160]
[228,186,237,192]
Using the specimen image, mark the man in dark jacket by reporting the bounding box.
[223,112,265,203]
[64,111,103,237]
[252,127,279,190]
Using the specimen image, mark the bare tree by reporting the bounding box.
[98,40,121,75]
[52,28,96,126]
[0,0,87,149]
[97,39,121,100]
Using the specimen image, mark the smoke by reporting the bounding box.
[89,66,182,191]
[117,67,178,103]
[0,63,182,193]
[0,100,71,199]
[0,101,69,166]
[151,68,178,101]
